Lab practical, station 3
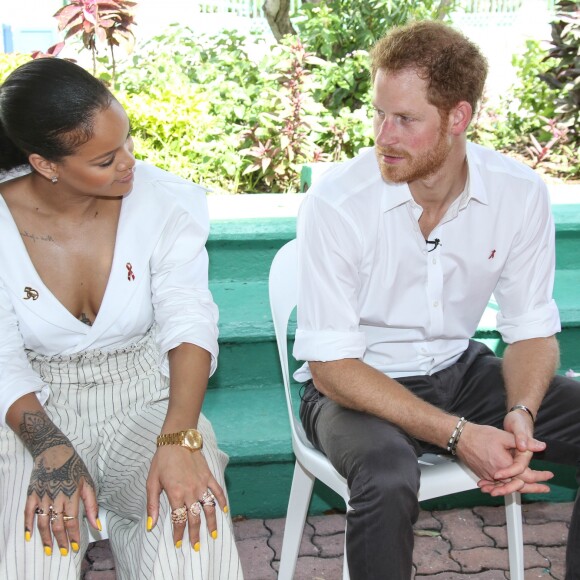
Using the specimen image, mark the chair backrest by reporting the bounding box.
[268,239,311,447]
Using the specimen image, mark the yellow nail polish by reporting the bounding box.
[211,530,218,540]
[175,540,182,549]
[223,506,229,514]
[25,530,31,542]
[71,542,79,553]
[146,516,153,531]
[193,542,200,552]
[44,546,52,557]
[60,547,68,557]
[96,518,102,532]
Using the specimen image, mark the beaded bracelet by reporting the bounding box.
[508,404,535,424]
[446,416,468,456]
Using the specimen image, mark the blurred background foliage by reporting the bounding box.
[1,0,578,192]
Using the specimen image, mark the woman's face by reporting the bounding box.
[55,99,136,198]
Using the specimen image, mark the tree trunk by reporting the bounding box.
[263,0,297,41]
[435,0,455,19]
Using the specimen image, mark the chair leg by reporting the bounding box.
[342,525,350,580]
[278,460,316,580]
[504,491,524,580]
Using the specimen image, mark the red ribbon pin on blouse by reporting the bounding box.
[126,262,135,281]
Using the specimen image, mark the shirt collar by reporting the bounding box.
[464,144,489,206]
[380,181,415,213]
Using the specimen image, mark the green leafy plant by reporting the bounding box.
[54,0,137,80]
[540,0,580,149]
[0,53,30,83]
[469,37,578,180]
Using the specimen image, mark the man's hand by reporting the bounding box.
[455,422,553,496]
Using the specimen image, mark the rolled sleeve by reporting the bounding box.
[495,179,562,343]
[151,202,219,377]
[0,278,48,426]
[292,195,366,363]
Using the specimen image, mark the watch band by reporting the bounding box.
[157,431,185,447]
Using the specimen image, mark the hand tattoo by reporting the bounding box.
[19,412,72,458]
[19,412,95,500]
[28,452,95,500]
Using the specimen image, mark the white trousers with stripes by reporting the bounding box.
[0,331,243,580]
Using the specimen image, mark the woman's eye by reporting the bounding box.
[99,158,114,168]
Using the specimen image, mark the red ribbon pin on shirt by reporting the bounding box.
[126,262,135,281]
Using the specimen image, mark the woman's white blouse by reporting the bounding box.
[0,162,219,425]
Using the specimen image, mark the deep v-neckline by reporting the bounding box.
[0,193,126,329]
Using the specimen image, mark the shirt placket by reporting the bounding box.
[426,226,444,338]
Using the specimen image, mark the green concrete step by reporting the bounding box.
[207,218,295,283]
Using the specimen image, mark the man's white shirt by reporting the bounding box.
[293,144,561,382]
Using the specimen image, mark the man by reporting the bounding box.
[293,20,580,580]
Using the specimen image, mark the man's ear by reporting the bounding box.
[28,153,59,182]
[449,101,473,136]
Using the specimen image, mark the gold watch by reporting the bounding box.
[156,429,203,452]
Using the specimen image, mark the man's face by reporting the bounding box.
[372,68,451,184]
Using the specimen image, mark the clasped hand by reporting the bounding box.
[456,414,553,496]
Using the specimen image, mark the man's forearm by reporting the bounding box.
[310,358,458,449]
[502,336,560,419]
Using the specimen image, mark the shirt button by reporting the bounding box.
[432,257,437,265]
[433,301,439,307]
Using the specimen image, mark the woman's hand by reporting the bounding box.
[20,411,99,556]
[146,445,227,551]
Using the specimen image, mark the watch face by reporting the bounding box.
[184,429,203,450]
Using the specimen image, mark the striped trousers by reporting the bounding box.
[0,331,243,580]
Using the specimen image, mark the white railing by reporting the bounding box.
[193,0,302,19]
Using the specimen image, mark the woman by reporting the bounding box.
[0,58,243,579]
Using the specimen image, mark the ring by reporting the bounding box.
[200,490,216,508]
[189,501,202,517]
[35,508,48,517]
[170,506,187,525]
[62,515,77,522]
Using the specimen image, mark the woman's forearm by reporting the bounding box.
[162,343,211,432]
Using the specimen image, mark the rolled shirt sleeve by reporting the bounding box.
[150,188,219,377]
[293,195,367,363]
[495,179,561,343]
[0,277,48,426]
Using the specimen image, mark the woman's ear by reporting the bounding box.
[28,153,59,182]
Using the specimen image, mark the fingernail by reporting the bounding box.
[146,516,153,531]
[193,542,200,552]
[223,506,229,514]
[211,530,218,540]
[175,540,182,548]
[60,547,68,557]
[44,546,52,556]
[71,542,79,553]
[25,530,31,542]
[96,518,102,532]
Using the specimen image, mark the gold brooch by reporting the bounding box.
[23,287,39,300]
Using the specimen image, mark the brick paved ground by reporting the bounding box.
[82,501,573,579]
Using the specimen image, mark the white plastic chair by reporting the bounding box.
[268,239,524,580]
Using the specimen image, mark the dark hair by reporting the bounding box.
[370,21,488,115]
[0,58,114,171]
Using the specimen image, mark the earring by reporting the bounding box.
[51,176,58,184]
